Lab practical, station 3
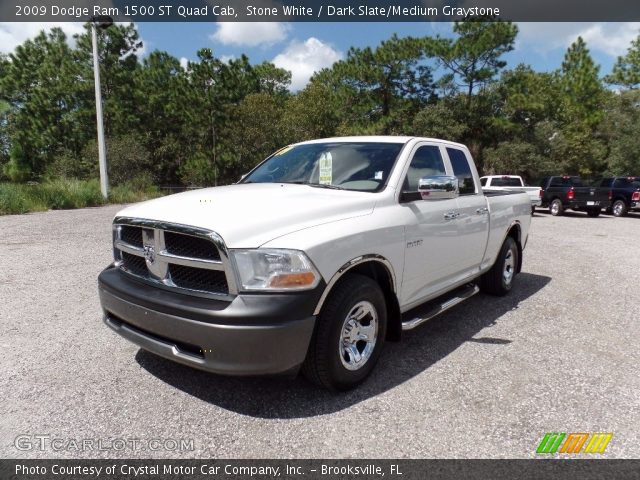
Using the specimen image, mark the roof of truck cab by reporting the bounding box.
[481,175,522,179]
[294,136,468,149]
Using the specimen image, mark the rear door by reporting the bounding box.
[446,146,490,277]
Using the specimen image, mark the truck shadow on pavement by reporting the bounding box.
[135,272,551,419]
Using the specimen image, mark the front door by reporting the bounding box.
[400,143,461,308]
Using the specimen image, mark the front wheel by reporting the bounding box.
[302,273,387,391]
[480,236,519,296]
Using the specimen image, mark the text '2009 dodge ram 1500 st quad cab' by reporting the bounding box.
[98,136,531,390]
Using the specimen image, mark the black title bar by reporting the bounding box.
[2,0,640,22]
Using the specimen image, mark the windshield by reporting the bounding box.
[242,142,404,192]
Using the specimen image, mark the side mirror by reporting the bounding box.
[418,175,459,200]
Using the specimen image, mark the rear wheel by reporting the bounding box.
[550,199,564,216]
[302,273,387,391]
[480,236,519,296]
[587,208,601,217]
[612,200,628,217]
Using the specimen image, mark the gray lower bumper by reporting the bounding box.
[99,268,318,376]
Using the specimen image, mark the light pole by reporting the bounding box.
[90,16,113,199]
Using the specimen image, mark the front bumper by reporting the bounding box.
[98,266,322,376]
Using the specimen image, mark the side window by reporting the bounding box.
[480,177,487,187]
[550,177,563,187]
[601,178,613,188]
[613,178,628,188]
[446,147,476,195]
[403,145,446,191]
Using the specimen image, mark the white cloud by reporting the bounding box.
[0,22,84,54]
[179,56,189,70]
[576,23,640,57]
[517,22,640,57]
[272,37,342,90]
[0,22,147,57]
[210,22,289,47]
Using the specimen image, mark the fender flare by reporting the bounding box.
[313,254,397,316]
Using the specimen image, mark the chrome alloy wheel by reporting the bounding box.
[503,246,516,286]
[613,201,625,216]
[339,301,378,371]
[551,200,560,215]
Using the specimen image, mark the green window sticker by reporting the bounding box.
[319,152,333,185]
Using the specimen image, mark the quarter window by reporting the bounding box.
[447,148,476,195]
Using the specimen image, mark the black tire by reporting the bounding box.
[550,199,564,216]
[302,273,387,391]
[480,236,519,296]
[587,208,600,217]
[531,206,536,215]
[612,200,628,217]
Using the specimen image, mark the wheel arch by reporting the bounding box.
[505,222,523,274]
[314,255,402,342]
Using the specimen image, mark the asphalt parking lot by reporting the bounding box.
[1,205,639,459]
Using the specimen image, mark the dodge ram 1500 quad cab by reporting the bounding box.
[98,136,531,390]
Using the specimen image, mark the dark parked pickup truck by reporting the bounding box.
[593,177,640,217]
[540,176,611,217]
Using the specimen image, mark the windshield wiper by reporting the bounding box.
[307,183,345,190]
[278,181,344,190]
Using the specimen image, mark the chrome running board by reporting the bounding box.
[401,283,480,331]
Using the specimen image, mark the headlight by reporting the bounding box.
[231,249,321,291]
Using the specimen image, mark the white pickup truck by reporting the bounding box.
[98,136,531,390]
[480,175,542,214]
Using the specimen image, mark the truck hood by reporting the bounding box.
[115,183,377,248]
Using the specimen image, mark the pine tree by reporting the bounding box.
[605,36,640,89]
[560,37,603,127]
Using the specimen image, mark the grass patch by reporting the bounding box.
[0,180,164,215]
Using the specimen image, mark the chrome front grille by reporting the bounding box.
[112,217,236,299]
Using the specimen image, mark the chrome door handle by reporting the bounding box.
[476,207,489,215]
[444,212,460,220]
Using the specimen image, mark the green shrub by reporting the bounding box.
[2,156,31,183]
[0,183,47,214]
[109,183,161,204]
[179,153,216,186]
[0,179,163,215]
[33,179,104,209]
[82,135,155,186]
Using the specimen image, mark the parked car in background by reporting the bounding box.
[480,175,542,214]
[593,177,640,217]
[539,176,611,217]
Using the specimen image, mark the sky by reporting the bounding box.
[1,22,639,90]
